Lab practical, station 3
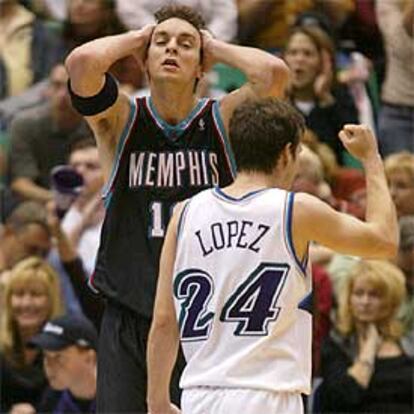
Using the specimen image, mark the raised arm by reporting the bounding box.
[65,27,153,180]
[294,125,398,259]
[147,204,183,414]
[201,32,290,133]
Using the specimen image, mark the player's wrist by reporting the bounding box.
[361,152,382,169]
[147,399,171,414]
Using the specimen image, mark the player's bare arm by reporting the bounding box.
[147,204,183,414]
[65,26,153,181]
[293,125,398,259]
[201,31,290,134]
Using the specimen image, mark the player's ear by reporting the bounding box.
[280,144,292,167]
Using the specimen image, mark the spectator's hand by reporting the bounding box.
[201,30,218,73]
[132,24,155,69]
[338,124,379,162]
[45,200,62,238]
[9,403,36,414]
[80,193,104,229]
[359,323,381,360]
[314,49,334,105]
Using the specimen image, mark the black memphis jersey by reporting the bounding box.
[91,96,236,317]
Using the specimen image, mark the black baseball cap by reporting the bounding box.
[29,315,98,351]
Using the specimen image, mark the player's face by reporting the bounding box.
[146,18,202,88]
[387,170,414,217]
[285,33,321,90]
[350,277,387,324]
[44,346,89,390]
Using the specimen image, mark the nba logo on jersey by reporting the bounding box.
[198,118,205,131]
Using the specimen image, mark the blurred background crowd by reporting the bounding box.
[0,0,412,413]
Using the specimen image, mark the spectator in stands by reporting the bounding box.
[377,0,414,156]
[61,138,104,276]
[284,25,358,164]
[396,216,414,357]
[303,129,366,219]
[29,314,97,413]
[116,0,237,42]
[384,151,414,218]
[9,63,88,204]
[62,0,126,53]
[0,202,51,276]
[0,0,63,99]
[318,259,413,413]
[237,0,353,51]
[0,257,64,413]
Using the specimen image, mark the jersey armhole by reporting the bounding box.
[283,191,308,277]
[102,97,139,207]
[212,101,237,177]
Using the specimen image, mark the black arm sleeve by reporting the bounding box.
[67,73,118,116]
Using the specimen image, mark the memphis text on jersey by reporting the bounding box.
[129,150,220,188]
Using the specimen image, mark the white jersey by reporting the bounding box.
[173,187,312,395]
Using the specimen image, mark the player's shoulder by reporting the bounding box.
[291,191,328,221]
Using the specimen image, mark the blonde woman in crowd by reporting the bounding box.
[0,257,64,413]
[384,151,414,218]
[318,259,413,413]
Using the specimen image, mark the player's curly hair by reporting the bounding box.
[154,4,206,31]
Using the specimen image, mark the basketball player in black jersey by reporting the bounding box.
[65,4,290,412]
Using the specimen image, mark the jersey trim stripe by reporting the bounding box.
[212,186,270,203]
[145,96,210,138]
[298,291,313,314]
[102,97,139,205]
[212,102,237,177]
[87,269,99,293]
[284,192,307,277]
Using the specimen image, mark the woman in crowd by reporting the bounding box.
[0,257,63,413]
[62,0,126,52]
[318,259,413,413]
[284,25,358,164]
[384,151,414,219]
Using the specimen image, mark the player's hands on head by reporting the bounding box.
[132,24,155,69]
[201,30,217,73]
[338,124,379,162]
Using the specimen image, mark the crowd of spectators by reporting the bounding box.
[0,1,412,413]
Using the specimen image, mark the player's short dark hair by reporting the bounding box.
[229,98,305,174]
[154,4,206,31]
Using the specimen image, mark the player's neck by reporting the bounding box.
[224,172,288,197]
[150,87,198,125]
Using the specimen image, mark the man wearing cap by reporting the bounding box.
[29,315,97,413]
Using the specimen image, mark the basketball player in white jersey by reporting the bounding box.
[147,99,398,414]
